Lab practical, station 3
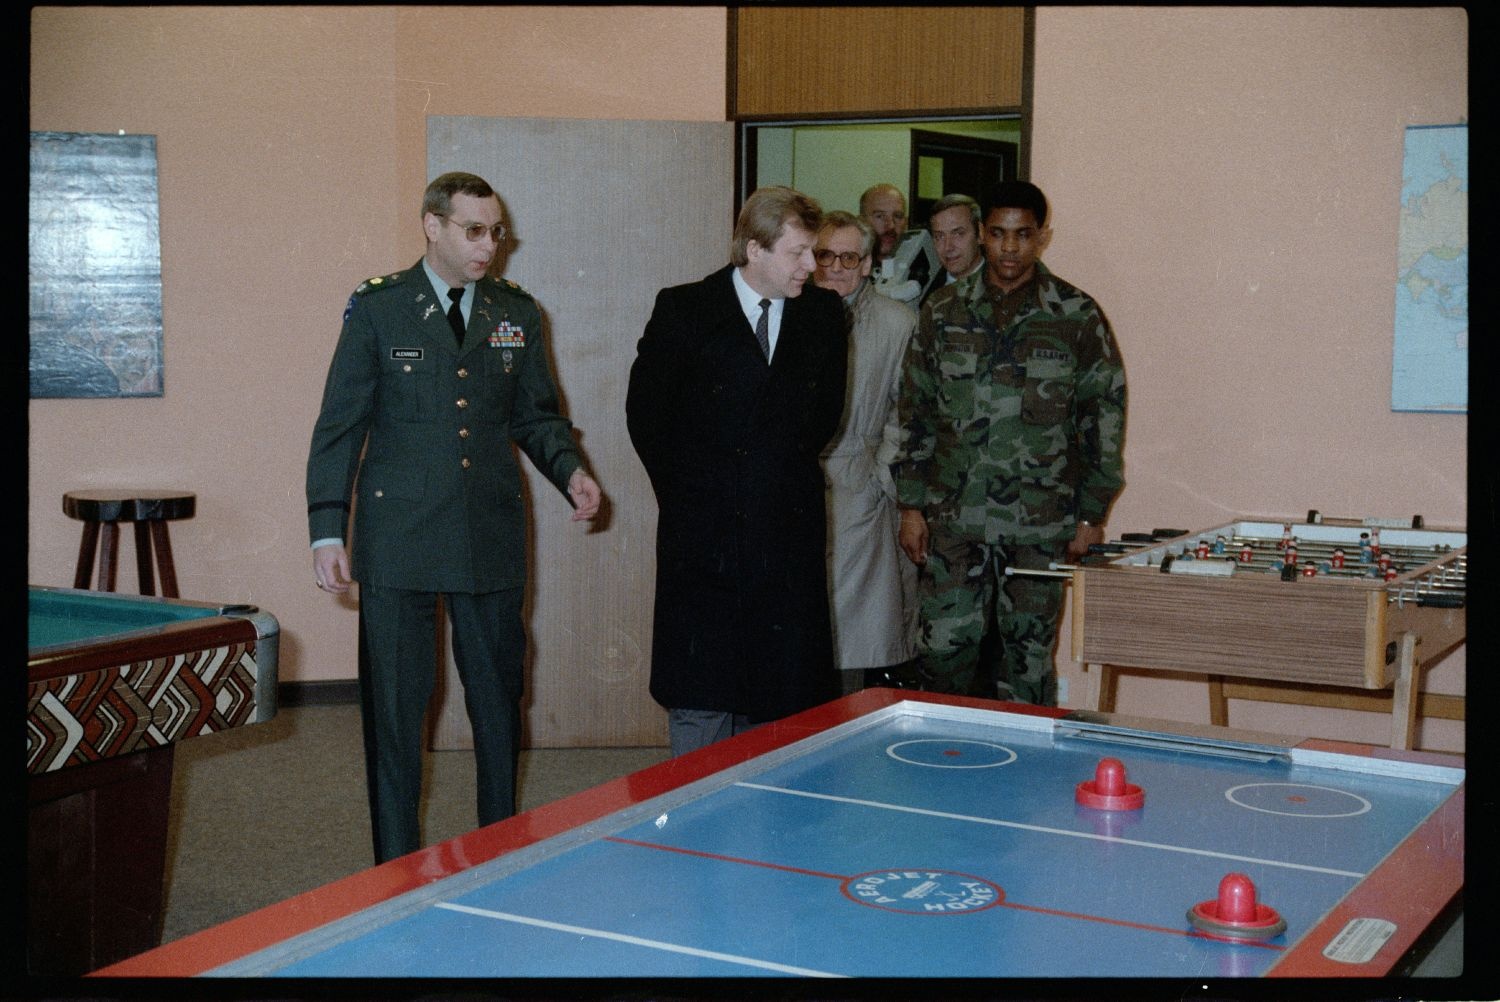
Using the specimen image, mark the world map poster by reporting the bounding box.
[1391,124,1466,413]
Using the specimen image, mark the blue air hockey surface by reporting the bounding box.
[103,690,1463,980]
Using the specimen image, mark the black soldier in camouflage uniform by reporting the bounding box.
[894,181,1125,703]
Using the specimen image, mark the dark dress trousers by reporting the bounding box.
[307,262,582,861]
[626,265,849,723]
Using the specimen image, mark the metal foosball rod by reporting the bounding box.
[1003,557,1466,609]
[1389,569,1467,608]
[1303,509,1427,529]
[997,530,1174,580]
[1083,524,1462,584]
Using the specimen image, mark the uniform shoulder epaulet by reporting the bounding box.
[353,269,410,296]
[343,269,410,322]
[493,276,535,302]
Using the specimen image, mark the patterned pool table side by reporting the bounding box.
[26,640,266,773]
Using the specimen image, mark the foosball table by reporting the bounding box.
[1064,513,1466,749]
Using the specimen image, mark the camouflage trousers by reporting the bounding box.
[907,526,1067,705]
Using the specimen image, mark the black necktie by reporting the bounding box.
[754,298,771,361]
[446,287,466,347]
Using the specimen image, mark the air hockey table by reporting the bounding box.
[98,689,1462,980]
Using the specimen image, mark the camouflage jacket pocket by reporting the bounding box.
[1020,348,1074,426]
[937,330,986,379]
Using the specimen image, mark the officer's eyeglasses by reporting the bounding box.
[815,249,865,269]
[438,216,507,243]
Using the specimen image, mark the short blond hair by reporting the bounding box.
[731,187,822,266]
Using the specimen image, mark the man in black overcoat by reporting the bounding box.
[627,187,849,756]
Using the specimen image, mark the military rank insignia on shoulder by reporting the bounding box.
[346,270,409,321]
[497,277,535,302]
[354,269,410,296]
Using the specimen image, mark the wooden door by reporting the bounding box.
[426,116,732,748]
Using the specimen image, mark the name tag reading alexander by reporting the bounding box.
[391,348,425,360]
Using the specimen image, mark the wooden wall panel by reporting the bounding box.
[733,6,1026,117]
[426,116,733,748]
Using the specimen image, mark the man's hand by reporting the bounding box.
[1067,522,1105,561]
[567,469,603,522]
[898,508,928,565]
[313,543,352,594]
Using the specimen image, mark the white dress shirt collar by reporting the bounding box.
[731,267,782,357]
[422,259,473,320]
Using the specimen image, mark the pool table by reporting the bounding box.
[26,585,280,975]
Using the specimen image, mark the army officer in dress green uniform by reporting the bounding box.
[307,171,602,864]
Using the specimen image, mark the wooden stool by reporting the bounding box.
[63,490,196,598]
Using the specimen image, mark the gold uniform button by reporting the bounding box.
[458,427,470,439]
[456,398,469,409]
[461,457,472,469]
[374,489,384,498]
[457,368,469,378]
[403,364,413,373]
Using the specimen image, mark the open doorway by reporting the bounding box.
[739,115,1021,224]
[909,129,1017,226]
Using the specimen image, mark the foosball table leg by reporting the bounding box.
[1390,631,1421,751]
[1208,677,1229,727]
[1093,663,1119,712]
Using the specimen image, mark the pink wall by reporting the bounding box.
[27,6,726,697]
[30,7,1465,750]
[1034,8,1467,750]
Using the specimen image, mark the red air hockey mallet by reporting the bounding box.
[1187,873,1288,940]
[1075,757,1145,811]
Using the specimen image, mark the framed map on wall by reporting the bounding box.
[29,132,165,398]
[1391,124,1466,414]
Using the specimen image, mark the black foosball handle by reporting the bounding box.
[1413,594,1465,608]
[1307,509,1425,529]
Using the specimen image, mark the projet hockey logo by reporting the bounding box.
[842,869,1002,914]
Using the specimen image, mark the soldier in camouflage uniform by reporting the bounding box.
[894,181,1125,703]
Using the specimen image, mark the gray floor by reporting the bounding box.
[160,702,669,944]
